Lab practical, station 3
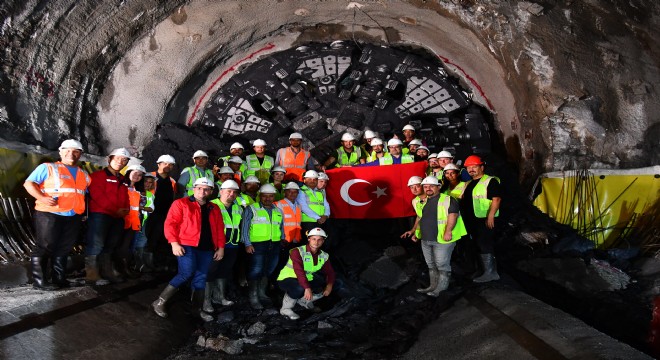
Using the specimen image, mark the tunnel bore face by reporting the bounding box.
[195,42,494,162]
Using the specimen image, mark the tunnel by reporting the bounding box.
[1,1,659,359]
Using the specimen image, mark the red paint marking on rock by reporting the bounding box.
[437,55,495,111]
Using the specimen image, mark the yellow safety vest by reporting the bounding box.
[183,166,214,196]
[277,246,329,281]
[245,154,274,184]
[236,193,256,208]
[471,175,500,218]
[412,196,425,238]
[301,185,325,222]
[211,199,242,246]
[445,181,468,199]
[419,194,467,244]
[336,146,362,167]
[378,153,414,165]
[248,203,283,243]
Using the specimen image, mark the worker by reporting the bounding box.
[277,227,335,320]
[459,155,502,283]
[362,138,414,166]
[414,176,467,297]
[178,150,214,196]
[296,170,330,242]
[219,142,246,169]
[365,138,386,162]
[152,177,225,321]
[117,164,146,280]
[437,150,454,171]
[323,133,366,168]
[245,139,274,184]
[360,130,377,155]
[416,146,430,161]
[23,139,91,290]
[442,163,467,199]
[144,154,177,272]
[133,172,155,273]
[241,184,285,309]
[226,156,245,185]
[270,166,286,201]
[275,132,316,182]
[85,147,131,284]
[408,139,422,155]
[427,153,443,178]
[215,166,235,188]
[237,175,260,207]
[316,172,329,196]
[205,180,243,312]
[276,182,302,245]
[400,176,426,243]
[401,124,417,149]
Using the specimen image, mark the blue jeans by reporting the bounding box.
[169,246,214,290]
[247,241,281,280]
[85,212,124,256]
[133,230,148,250]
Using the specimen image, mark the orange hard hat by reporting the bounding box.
[463,155,484,167]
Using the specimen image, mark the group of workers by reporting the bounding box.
[22,123,502,322]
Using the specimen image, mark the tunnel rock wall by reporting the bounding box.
[1,1,659,183]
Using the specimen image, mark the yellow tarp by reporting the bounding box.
[532,166,660,248]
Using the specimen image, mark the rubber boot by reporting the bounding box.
[132,248,145,272]
[31,257,57,291]
[473,254,500,283]
[99,253,125,283]
[192,289,214,322]
[152,285,178,318]
[51,256,71,288]
[85,255,103,284]
[417,268,438,293]
[141,251,155,273]
[427,271,450,297]
[297,292,324,310]
[212,279,234,306]
[248,280,263,310]
[280,293,300,320]
[203,282,215,313]
[116,256,140,279]
[257,277,271,305]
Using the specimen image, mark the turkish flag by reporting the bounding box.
[326,162,428,219]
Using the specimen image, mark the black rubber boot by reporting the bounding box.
[51,256,71,288]
[257,277,272,305]
[31,256,57,291]
[152,285,178,318]
[192,289,214,322]
[248,280,263,310]
[99,253,125,283]
[212,279,234,306]
[116,256,140,279]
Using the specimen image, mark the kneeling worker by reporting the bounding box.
[277,227,335,320]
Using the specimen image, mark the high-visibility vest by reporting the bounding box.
[335,146,362,167]
[247,203,283,243]
[124,187,142,230]
[35,162,90,214]
[277,246,329,281]
[445,181,467,199]
[366,150,387,162]
[378,153,414,165]
[471,175,500,218]
[182,166,214,196]
[276,199,301,243]
[412,196,426,238]
[277,147,310,181]
[245,154,274,184]
[270,182,285,202]
[419,194,467,244]
[150,172,176,194]
[142,191,154,226]
[236,193,256,208]
[211,199,242,246]
[300,185,325,223]
[220,156,248,173]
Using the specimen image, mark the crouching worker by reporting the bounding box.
[277,227,335,320]
[151,178,225,321]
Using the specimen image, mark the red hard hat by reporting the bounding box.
[464,155,484,167]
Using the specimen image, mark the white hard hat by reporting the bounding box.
[307,227,327,238]
[428,153,438,159]
[402,124,416,131]
[407,176,423,186]
[317,172,329,181]
[341,133,355,142]
[289,132,303,140]
[443,163,460,172]
[387,138,403,147]
[370,138,383,146]
[421,176,440,186]
[437,150,454,158]
[192,150,208,159]
[259,184,277,194]
[59,139,83,151]
[218,166,234,175]
[417,146,430,152]
[227,156,243,164]
[363,130,376,139]
[303,170,319,179]
[220,180,240,190]
[230,142,244,150]
[109,148,130,158]
[253,139,267,147]
[408,139,423,146]
[244,175,260,184]
[126,164,146,173]
[271,166,286,173]
[157,154,176,164]
[193,177,215,188]
[284,182,301,190]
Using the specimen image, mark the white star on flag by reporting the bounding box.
[372,186,387,198]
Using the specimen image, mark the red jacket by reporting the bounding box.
[164,197,226,249]
[88,168,129,218]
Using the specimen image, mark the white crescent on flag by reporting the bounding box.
[340,179,372,206]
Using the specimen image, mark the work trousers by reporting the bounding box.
[169,245,214,290]
[465,218,496,254]
[420,240,456,273]
[247,241,281,281]
[116,228,135,258]
[85,212,124,256]
[206,246,239,281]
[32,211,82,257]
[278,274,326,299]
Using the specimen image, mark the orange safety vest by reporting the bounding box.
[150,171,177,193]
[35,162,90,214]
[124,187,142,230]
[275,199,301,243]
[277,147,310,182]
